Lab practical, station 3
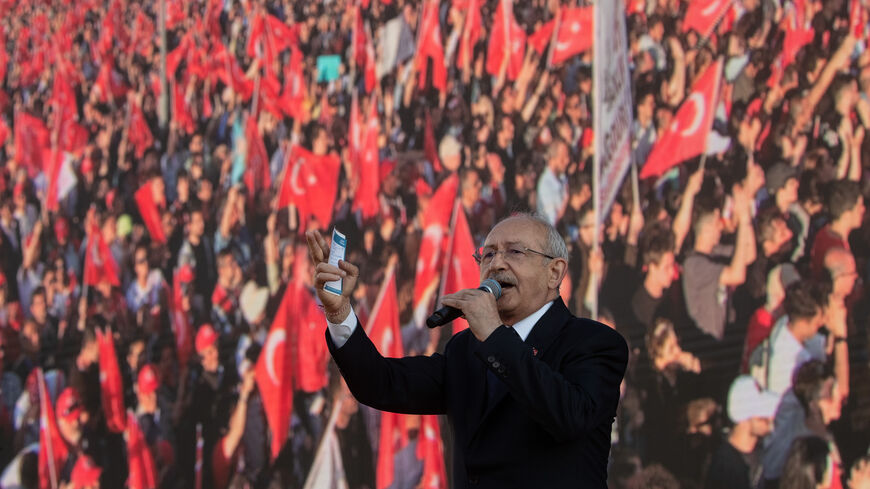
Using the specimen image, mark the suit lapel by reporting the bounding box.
[469,299,573,437]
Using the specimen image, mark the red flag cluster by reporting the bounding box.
[486,0,526,80]
[277,145,342,227]
[640,59,724,180]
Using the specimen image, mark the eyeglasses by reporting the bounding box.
[473,246,556,266]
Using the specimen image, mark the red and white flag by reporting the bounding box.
[486,0,526,81]
[682,0,734,39]
[551,7,594,65]
[128,101,154,159]
[83,213,120,287]
[851,0,867,39]
[412,174,459,327]
[366,267,408,489]
[417,415,448,489]
[640,59,724,180]
[134,179,167,244]
[441,202,479,334]
[352,96,381,219]
[416,0,447,92]
[45,150,77,212]
[126,412,158,489]
[37,369,68,489]
[14,111,50,175]
[97,328,127,433]
[280,47,306,120]
[256,283,295,459]
[277,146,341,227]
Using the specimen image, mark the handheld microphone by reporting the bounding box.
[426,279,502,328]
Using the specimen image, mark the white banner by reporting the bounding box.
[593,0,634,225]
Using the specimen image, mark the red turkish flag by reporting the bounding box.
[551,7,594,66]
[266,14,298,53]
[366,267,408,489]
[416,1,447,92]
[417,415,448,489]
[95,58,129,103]
[528,20,555,55]
[14,111,49,175]
[255,283,295,459]
[213,41,255,101]
[172,80,196,135]
[412,174,459,327]
[44,150,77,212]
[352,6,368,69]
[51,74,77,127]
[170,266,194,368]
[456,0,481,68]
[246,14,266,60]
[126,412,158,489]
[423,112,443,173]
[131,11,156,57]
[640,59,724,180]
[57,119,89,156]
[97,328,127,433]
[280,47,306,119]
[441,202,479,334]
[38,369,68,489]
[129,101,154,159]
[486,0,526,81]
[683,0,734,39]
[277,146,341,227]
[135,179,167,244]
[83,215,120,287]
[290,283,329,393]
[243,116,271,196]
[353,98,381,219]
[166,34,192,78]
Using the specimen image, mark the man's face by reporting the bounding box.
[551,143,570,174]
[479,218,562,325]
[650,252,676,289]
[134,250,149,279]
[30,294,46,324]
[190,211,205,238]
[127,341,145,372]
[779,178,799,207]
[768,218,794,255]
[201,344,219,373]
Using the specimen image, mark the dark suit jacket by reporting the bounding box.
[327,298,629,488]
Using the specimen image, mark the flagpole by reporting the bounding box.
[591,0,600,321]
[158,0,168,131]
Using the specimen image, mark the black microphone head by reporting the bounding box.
[479,279,502,299]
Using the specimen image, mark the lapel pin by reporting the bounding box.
[532,347,538,356]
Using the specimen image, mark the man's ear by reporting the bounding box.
[548,258,569,290]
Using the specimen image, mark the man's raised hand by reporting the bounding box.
[306,229,359,323]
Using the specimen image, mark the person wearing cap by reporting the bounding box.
[136,364,174,450]
[762,360,844,486]
[704,375,778,489]
[180,324,237,489]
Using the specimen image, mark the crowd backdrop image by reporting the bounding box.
[0,0,870,487]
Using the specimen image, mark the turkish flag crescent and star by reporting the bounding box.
[639,59,723,180]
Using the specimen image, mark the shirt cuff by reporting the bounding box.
[326,309,358,348]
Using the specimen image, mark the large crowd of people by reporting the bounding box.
[1,0,870,487]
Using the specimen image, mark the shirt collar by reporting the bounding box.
[509,300,554,342]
